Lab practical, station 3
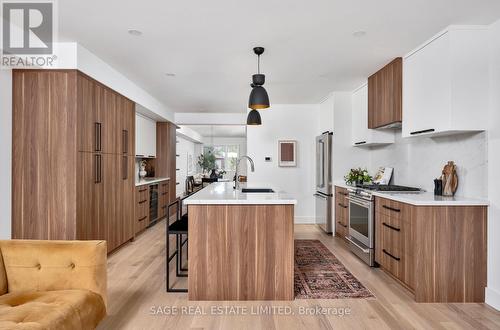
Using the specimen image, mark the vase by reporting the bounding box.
[210,169,217,179]
[139,165,147,179]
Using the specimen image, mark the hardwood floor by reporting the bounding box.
[99,223,500,330]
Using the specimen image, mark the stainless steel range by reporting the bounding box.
[346,184,420,266]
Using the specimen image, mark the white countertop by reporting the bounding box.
[135,177,170,187]
[183,182,297,205]
[333,181,489,206]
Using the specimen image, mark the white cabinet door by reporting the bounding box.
[403,32,451,137]
[351,85,368,145]
[135,114,156,158]
[351,84,394,147]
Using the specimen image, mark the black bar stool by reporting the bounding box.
[166,199,188,292]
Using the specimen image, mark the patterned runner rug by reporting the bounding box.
[295,239,375,299]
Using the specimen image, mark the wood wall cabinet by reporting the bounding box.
[374,196,487,303]
[352,84,395,147]
[368,57,402,129]
[335,187,349,239]
[13,69,135,253]
[156,122,177,216]
[402,27,488,138]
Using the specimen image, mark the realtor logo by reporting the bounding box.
[2,1,53,55]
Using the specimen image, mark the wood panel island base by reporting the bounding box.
[184,182,297,301]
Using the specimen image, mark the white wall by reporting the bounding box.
[176,136,199,196]
[0,71,12,239]
[247,105,319,223]
[486,18,500,311]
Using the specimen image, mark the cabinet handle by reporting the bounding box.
[122,130,128,154]
[138,199,147,204]
[94,122,102,152]
[382,205,400,213]
[354,141,367,145]
[337,221,347,228]
[138,216,147,222]
[161,192,168,196]
[338,192,348,196]
[139,188,147,192]
[136,154,145,158]
[383,249,400,261]
[337,203,348,209]
[94,154,102,183]
[122,156,128,180]
[382,222,401,232]
[410,128,435,135]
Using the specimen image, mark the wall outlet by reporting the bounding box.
[265,157,272,162]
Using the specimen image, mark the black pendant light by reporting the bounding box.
[246,109,262,125]
[248,47,270,110]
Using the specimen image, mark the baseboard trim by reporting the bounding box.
[294,217,315,224]
[486,287,500,311]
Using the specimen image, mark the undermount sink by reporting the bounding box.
[241,188,275,193]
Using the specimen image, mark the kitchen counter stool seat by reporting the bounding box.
[166,200,188,293]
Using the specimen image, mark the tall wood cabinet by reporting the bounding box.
[156,122,177,216]
[13,69,135,252]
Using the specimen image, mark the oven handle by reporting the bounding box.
[313,193,328,199]
[347,196,371,208]
[345,236,370,254]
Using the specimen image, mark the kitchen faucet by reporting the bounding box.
[234,156,255,190]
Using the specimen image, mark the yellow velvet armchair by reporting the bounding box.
[0,240,107,330]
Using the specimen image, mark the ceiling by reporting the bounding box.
[59,0,500,113]
[184,125,247,138]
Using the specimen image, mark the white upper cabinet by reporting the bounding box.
[135,113,156,158]
[402,26,489,138]
[351,84,394,147]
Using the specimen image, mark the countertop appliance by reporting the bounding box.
[314,131,333,233]
[346,184,421,267]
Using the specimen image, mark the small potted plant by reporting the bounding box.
[345,168,372,186]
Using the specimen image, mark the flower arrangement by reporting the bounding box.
[344,168,372,185]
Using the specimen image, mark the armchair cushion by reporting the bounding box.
[0,240,107,307]
[0,289,106,330]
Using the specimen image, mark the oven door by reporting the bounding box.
[348,196,373,248]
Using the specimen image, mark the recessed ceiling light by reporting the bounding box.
[165,73,176,77]
[353,31,367,38]
[128,29,142,36]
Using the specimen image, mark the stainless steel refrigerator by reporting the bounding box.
[314,132,333,233]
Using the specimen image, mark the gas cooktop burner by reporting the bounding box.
[356,184,421,192]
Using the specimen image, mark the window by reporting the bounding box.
[203,145,240,171]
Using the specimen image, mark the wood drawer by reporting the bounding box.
[375,196,410,222]
[375,211,414,289]
[335,222,348,240]
[335,186,349,204]
[159,180,169,194]
[335,191,349,240]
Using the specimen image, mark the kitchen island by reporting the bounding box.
[183,182,297,301]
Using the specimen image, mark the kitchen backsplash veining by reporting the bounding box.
[369,131,487,198]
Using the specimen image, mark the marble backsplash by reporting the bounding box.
[369,131,487,198]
